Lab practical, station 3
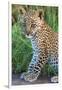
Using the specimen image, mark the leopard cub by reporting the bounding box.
[20,10,58,83]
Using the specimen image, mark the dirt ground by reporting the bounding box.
[12,74,50,85]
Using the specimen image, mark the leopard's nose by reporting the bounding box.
[27,33,29,35]
[27,32,29,36]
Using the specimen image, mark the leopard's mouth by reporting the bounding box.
[25,34,33,39]
[26,31,37,38]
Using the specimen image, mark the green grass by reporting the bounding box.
[12,23,32,74]
[12,5,58,76]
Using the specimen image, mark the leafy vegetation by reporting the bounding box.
[12,5,58,76]
[12,23,32,74]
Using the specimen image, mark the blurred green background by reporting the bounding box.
[12,5,58,76]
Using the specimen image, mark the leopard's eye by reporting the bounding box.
[31,24,37,28]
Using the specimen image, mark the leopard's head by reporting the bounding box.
[22,10,44,38]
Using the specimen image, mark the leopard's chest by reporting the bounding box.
[30,37,41,57]
[31,38,39,51]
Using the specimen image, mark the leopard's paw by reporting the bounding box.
[51,76,58,83]
[20,72,26,80]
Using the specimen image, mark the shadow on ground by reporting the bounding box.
[12,74,50,85]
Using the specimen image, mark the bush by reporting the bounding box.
[12,23,32,74]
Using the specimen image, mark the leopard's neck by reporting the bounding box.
[30,36,40,53]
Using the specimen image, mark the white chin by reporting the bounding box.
[26,35,32,38]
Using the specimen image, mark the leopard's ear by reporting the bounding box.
[19,6,26,15]
[38,9,44,20]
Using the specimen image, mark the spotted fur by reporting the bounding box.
[20,10,58,82]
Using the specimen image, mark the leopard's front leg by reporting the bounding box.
[20,45,48,82]
[20,51,41,82]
